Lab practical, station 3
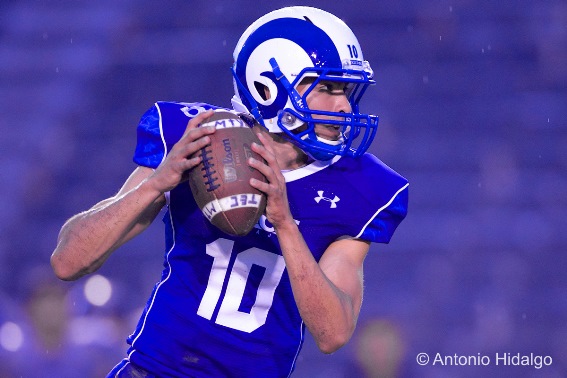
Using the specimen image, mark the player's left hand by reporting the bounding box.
[248,133,294,230]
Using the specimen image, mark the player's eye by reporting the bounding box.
[318,82,345,94]
[316,83,332,92]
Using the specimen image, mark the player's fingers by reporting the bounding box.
[247,155,274,181]
[179,124,215,148]
[182,155,202,171]
[168,132,208,162]
[250,141,280,172]
[250,175,285,200]
[249,177,270,192]
[256,132,277,156]
[178,134,211,158]
[248,145,284,186]
[248,156,287,206]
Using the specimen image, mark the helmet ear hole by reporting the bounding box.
[254,82,270,101]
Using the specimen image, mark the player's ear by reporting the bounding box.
[253,82,271,101]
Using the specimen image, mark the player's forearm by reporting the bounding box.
[51,179,164,281]
[275,221,356,354]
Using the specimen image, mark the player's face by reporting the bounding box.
[296,78,351,142]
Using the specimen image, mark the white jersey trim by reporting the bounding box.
[287,321,305,378]
[156,102,168,165]
[282,155,341,182]
[129,102,176,356]
[355,182,409,239]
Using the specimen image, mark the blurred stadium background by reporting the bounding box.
[0,0,566,377]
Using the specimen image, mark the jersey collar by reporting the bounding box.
[282,155,341,182]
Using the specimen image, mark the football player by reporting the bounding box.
[51,6,408,377]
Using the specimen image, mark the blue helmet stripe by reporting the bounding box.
[235,17,341,120]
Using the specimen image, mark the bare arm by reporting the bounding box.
[51,167,164,281]
[51,110,216,281]
[249,133,369,353]
[275,224,369,354]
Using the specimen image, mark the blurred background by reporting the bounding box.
[0,0,566,377]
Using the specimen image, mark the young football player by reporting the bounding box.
[51,6,408,377]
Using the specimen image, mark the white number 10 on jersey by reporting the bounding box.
[197,238,286,333]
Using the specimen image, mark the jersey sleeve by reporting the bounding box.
[337,153,408,244]
[355,182,408,243]
[133,103,165,169]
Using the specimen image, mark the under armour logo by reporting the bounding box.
[314,191,340,208]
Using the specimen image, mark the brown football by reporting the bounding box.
[188,109,267,236]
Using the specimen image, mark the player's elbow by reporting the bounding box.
[316,338,348,355]
[315,329,352,354]
[50,250,87,281]
[51,255,74,281]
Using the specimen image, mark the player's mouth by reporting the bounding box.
[316,124,341,141]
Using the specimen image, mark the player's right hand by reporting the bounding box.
[147,109,216,194]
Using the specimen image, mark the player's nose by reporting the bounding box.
[334,93,351,113]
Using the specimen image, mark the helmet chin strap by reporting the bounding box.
[315,134,343,146]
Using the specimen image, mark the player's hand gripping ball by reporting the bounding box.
[188,109,267,236]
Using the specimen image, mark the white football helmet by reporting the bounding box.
[232,6,378,160]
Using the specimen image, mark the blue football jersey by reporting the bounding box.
[122,101,409,378]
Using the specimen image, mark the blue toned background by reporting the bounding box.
[1,1,566,377]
